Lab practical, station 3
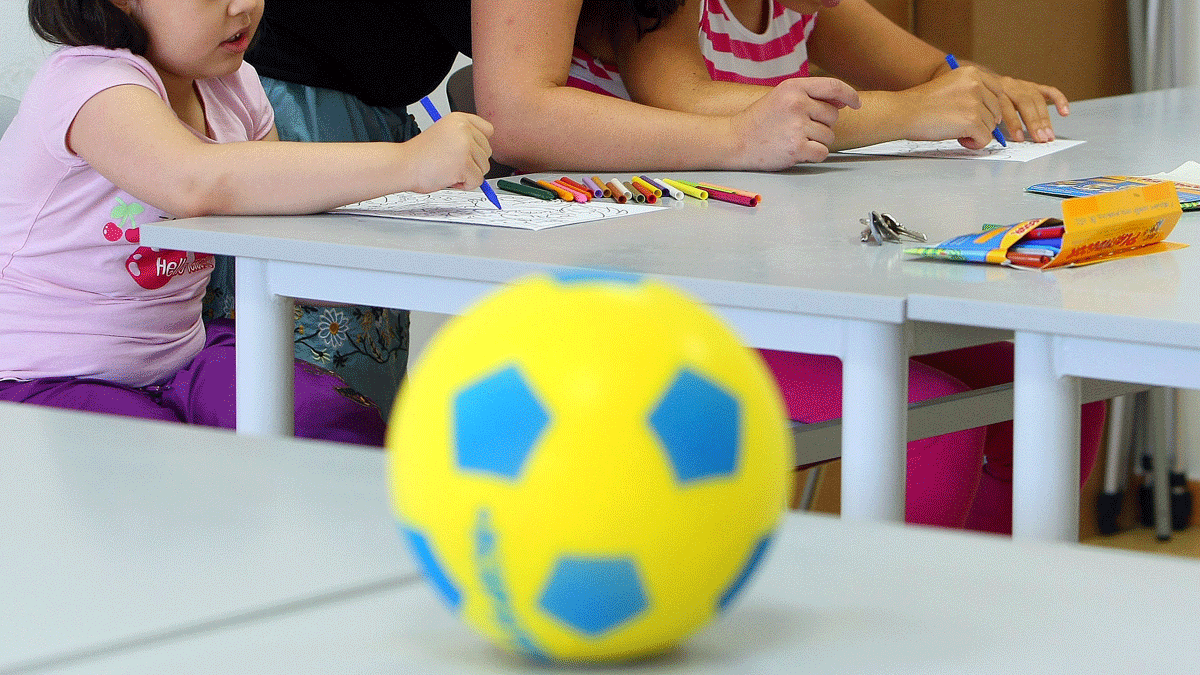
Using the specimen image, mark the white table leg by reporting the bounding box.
[1013,331,1080,541]
[235,257,294,437]
[840,320,907,522]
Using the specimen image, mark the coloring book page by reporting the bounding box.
[838,138,1084,162]
[331,189,662,231]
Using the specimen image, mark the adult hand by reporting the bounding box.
[402,112,494,192]
[728,76,861,169]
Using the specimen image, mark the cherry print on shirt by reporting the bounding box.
[100,197,143,243]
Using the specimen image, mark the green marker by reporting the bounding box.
[496,179,556,201]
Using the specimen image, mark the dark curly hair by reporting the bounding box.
[28,0,149,54]
[619,0,687,37]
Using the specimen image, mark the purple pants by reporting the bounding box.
[0,319,385,447]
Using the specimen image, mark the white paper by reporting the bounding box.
[331,188,662,231]
[838,138,1085,162]
[1138,161,1200,183]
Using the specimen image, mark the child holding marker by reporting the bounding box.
[0,0,493,445]
[576,0,1070,150]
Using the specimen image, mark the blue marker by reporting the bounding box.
[944,54,1007,147]
[419,96,503,209]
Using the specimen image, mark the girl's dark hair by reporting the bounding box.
[28,0,148,54]
[623,0,686,37]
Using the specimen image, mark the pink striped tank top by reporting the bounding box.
[565,46,631,99]
[699,0,816,85]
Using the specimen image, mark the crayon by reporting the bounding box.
[629,179,658,204]
[581,176,605,197]
[703,186,757,207]
[944,55,1007,147]
[637,175,670,196]
[631,176,662,198]
[1024,225,1066,239]
[419,96,503,209]
[535,178,575,201]
[552,179,590,202]
[654,177,685,200]
[662,178,707,200]
[591,176,613,197]
[675,179,761,203]
[695,182,761,205]
[496,179,556,201]
[1005,251,1052,267]
[606,179,632,203]
[614,179,644,203]
[561,176,601,198]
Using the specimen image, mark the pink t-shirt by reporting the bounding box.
[0,47,274,387]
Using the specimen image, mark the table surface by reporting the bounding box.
[142,89,1200,357]
[33,511,1200,674]
[0,402,414,673]
[897,87,1200,349]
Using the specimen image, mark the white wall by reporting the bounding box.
[0,0,52,99]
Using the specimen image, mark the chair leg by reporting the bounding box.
[1097,394,1134,535]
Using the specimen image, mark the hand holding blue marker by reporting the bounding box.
[944,54,1007,148]
[419,96,502,210]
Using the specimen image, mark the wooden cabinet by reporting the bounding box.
[867,0,1132,100]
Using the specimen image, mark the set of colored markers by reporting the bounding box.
[495,176,761,207]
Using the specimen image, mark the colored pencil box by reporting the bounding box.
[1027,175,1200,211]
[906,181,1186,269]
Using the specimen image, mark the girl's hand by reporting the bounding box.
[728,77,861,169]
[402,112,494,193]
[992,75,1070,143]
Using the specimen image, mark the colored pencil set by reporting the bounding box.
[495,176,760,207]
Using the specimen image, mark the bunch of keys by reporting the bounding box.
[859,212,926,246]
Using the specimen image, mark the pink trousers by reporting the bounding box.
[761,341,1104,534]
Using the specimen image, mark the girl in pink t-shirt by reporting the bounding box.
[0,0,495,445]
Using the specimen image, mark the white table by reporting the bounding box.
[889,88,1200,541]
[141,89,1189,536]
[30,511,1200,674]
[142,180,927,527]
[0,402,415,673]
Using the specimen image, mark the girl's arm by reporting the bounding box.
[619,0,1066,149]
[67,84,494,218]
[470,0,859,171]
[804,0,1069,144]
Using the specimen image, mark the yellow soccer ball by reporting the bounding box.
[387,272,790,662]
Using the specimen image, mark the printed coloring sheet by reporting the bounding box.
[331,189,662,230]
[838,138,1084,162]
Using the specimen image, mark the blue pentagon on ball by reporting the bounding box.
[649,368,741,482]
[538,557,648,636]
[453,365,548,480]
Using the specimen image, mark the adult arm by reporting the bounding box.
[67,84,493,217]
[470,0,859,171]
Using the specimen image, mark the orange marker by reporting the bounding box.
[552,179,590,202]
[694,181,761,204]
[630,179,658,204]
[536,179,574,201]
[559,176,598,198]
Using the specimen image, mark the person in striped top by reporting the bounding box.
[614,0,1071,151]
